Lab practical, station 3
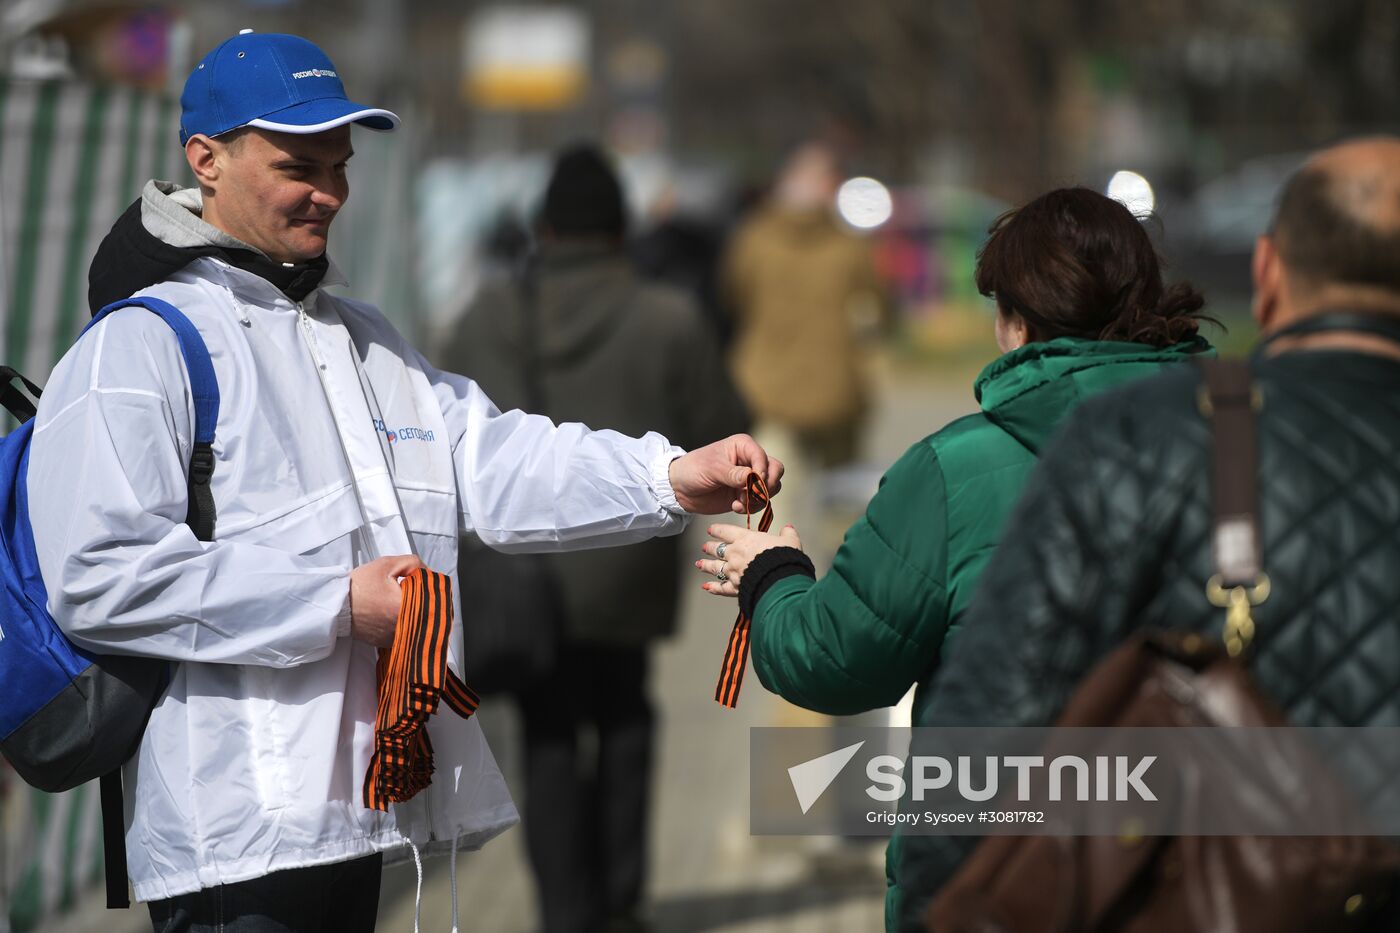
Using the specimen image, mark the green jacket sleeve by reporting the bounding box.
[749,441,952,715]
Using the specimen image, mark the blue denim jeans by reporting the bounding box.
[147,853,382,933]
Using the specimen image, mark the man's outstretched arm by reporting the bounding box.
[423,356,781,552]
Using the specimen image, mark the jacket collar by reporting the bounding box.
[974,336,1212,453]
[87,180,338,314]
[199,253,349,299]
[142,181,347,290]
[975,335,1211,406]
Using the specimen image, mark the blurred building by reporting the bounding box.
[6,0,1397,197]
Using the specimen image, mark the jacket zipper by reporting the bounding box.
[294,298,437,842]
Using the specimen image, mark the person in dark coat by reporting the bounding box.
[902,137,1400,931]
[438,143,749,933]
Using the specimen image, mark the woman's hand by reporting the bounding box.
[696,523,803,597]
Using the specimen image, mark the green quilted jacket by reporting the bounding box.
[746,335,1211,932]
[903,329,1400,931]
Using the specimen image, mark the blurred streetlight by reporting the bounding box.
[1107,170,1155,217]
[837,176,893,230]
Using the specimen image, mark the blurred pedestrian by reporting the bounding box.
[631,182,730,346]
[695,187,1214,932]
[906,138,1400,929]
[440,143,749,933]
[721,143,888,560]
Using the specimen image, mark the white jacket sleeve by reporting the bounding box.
[27,314,349,667]
[420,354,691,552]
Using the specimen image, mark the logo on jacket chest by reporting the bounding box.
[372,418,435,444]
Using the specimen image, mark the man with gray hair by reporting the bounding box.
[899,137,1400,929]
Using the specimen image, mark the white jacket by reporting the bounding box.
[27,242,688,901]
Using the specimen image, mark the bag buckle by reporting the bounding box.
[188,442,215,484]
[1205,573,1270,657]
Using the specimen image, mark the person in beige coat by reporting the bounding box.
[723,143,887,557]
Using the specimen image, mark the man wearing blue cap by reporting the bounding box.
[27,31,782,932]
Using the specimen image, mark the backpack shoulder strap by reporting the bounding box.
[79,297,220,907]
[84,297,220,541]
[1,366,42,422]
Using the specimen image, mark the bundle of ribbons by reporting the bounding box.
[714,472,774,708]
[363,567,480,811]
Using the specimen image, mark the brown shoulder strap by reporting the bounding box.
[1198,358,1262,587]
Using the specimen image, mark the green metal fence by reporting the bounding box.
[1,78,188,383]
[2,772,105,933]
[0,76,183,933]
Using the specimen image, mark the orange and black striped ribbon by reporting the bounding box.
[714,472,774,708]
[363,568,481,811]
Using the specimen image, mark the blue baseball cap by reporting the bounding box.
[179,30,399,145]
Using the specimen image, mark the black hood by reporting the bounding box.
[87,197,329,315]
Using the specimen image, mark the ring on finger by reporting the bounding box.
[716,542,728,560]
[715,562,728,582]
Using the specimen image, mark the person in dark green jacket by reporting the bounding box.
[695,187,1214,932]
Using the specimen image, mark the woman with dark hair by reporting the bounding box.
[693,187,1213,933]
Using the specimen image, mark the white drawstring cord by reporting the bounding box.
[409,838,424,933]
[450,833,461,933]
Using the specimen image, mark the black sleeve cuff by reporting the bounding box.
[739,547,816,618]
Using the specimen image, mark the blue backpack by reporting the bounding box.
[0,296,218,908]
